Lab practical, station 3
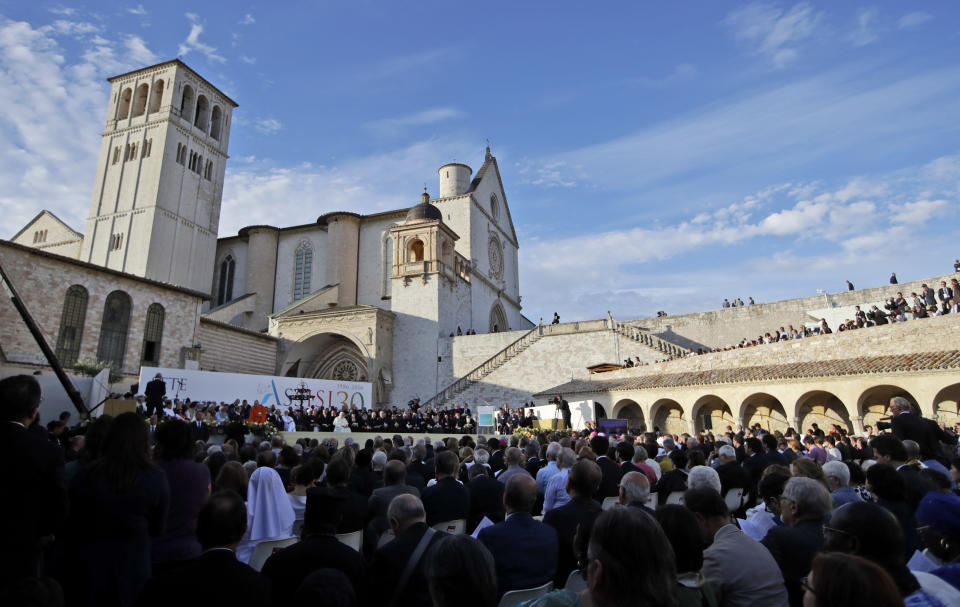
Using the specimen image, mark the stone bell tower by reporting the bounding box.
[80,59,237,293]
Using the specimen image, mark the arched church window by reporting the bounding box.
[117,87,132,120]
[293,242,313,301]
[132,83,149,117]
[141,303,164,365]
[194,94,209,131]
[180,85,195,119]
[409,239,424,262]
[96,290,132,370]
[148,79,164,113]
[54,285,88,366]
[210,105,222,140]
[217,255,235,305]
[490,194,500,221]
[488,235,503,280]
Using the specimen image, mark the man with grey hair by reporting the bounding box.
[536,442,563,494]
[496,447,532,485]
[618,471,653,514]
[368,494,446,605]
[714,444,750,498]
[687,465,722,494]
[887,395,955,466]
[822,460,861,508]
[761,477,831,605]
[542,447,577,513]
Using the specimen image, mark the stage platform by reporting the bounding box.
[278,430,489,444]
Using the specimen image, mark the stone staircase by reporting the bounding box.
[423,320,691,408]
[614,322,690,358]
[422,326,543,408]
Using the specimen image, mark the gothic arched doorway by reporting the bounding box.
[489,301,508,333]
[282,332,369,382]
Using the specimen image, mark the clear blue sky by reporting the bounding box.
[2,2,958,321]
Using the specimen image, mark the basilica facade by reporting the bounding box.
[5,59,533,408]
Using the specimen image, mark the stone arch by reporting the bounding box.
[741,392,789,433]
[132,83,149,117]
[796,390,852,434]
[282,331,371,383]
[857,384,921,429]
[180,84,194,117]
[210,105,222,140]
[148,79,164,113]
[933,383,960,428]
[489,301,507,333]
[194,94,209,131]
[650,398,686,436]
[691,394,736,433]
[613,398,645,432]
[408,238,424,262]
[117,87,132,120]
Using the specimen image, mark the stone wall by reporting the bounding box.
[198,317,278,375]
[0,240,203,379]
[602,312,960,381]
[630,273,957,350]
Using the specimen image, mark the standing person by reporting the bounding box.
[62,412,171,607]
[846,280,855,291]
[145,373,166,418]
[0,375,68,591]
[555,395,571,431]
[890,273,898,284]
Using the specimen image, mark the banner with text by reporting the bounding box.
[139,367,372,410]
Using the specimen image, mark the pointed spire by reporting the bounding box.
[485,138,492,161]
[421,185,430,205]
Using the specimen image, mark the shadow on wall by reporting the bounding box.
[649,325,708,352]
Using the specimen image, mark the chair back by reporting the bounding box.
[249,537,298,571]
[498,581,554,607]
[665,491,685,505]
[601,496,619,511]
[564,569,587,593]
[647,491,658,505]
[377,529,396,548]
[336,529,363,552]
[432,519,466,534]
[723,487,745,512]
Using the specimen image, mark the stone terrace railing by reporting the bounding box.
[615,322,689,359]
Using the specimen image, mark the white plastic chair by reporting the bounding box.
[724,487,745,512]
[601,496,620,511]
[248,537,298,571]
[433,519,466,534]
[665,491,685,505]
[336,529,363,552]
[565,569,587,593]
[647,491,658,506]
[498,581,554,607]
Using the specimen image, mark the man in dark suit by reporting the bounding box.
[0,376,67,589]
[488,438,506,474]
[555,396,571,430]
[590,435,620,500]
[409,443,433,484]
[543,460,602,587]
[367,494,446,606]
[478,474,558,598]
[261,491,364,605]
[742,437,766,506]
[714,445,751,497]
[348,450,380,497]
[887,396,946,463]
[761,434,788,468]
[144,373,166,417]
[761,477,830,607]
[308,458,368,533]
[524,444,544,477]
[137,491,270,607]
[467,462,505,532]
[421,450,470,526]
[192,417,210,442]
[366,460,420,551]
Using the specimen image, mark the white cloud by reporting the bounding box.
[177,14,226,63]
[48,7,76,16]
[363,107,465,136]
[240,55,255,64]
[125,35,156,65]
[723,2,822,68]
[128,5,148,16]
[850,7,880,47]
[240,14,255,25]
[46,20,100,37]
[890,199,947,225]
[898,12,932,29]
[253,118,283,135]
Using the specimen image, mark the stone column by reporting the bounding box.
[851,416,864,436]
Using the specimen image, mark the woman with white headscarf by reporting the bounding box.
[282,408,296,432]
[236,466,295,563]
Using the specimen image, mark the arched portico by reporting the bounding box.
[650,398,686,436]
[741,392,789,433]
[933,383,960,428]
[281,331,371,383]
[613,398,645,432]
[796,390,852,434]
[691,394,736,433]
[857,384,920,430]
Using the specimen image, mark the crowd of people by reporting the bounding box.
[5,371,960,607]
